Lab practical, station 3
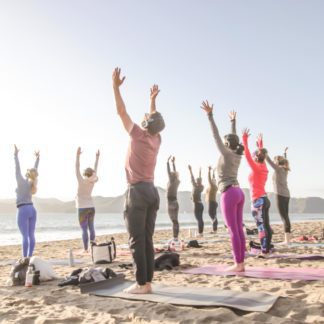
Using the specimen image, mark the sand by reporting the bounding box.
[0,221,323,323]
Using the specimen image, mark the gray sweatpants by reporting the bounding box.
[124,182,160,285]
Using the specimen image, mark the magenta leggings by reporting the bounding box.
[221,186,245,263]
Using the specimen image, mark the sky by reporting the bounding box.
[0,0,323,200]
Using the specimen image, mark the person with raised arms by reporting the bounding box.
[188,165,204,236]
[266,147,291,244]
[75,147,100,253]
[14,145,40,258]
[242,131,272,254]
[112,67,165,294]
[166,156,180,242]
[201,104,245,272]
[205,166,218,233]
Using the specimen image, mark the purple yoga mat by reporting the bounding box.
[247,253,324,260]
[183,264,324,281]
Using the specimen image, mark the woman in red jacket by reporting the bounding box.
[242,130,272,254]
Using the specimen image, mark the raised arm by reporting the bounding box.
[150,84,160,114]
[284,147,288,159]
[188,165,196,186]
[208,166,213,185]
[112,67,134,133]
[201,100,227,155]
[14,145,23,182]
[171,156,176,172]
[265,154,279,170]
[242,129,259,171]
[34,150,40,170]
[167,156,171,178]
[229,110,237,135]
[256,133,264,149]
[75,147,82,181]
[94,150,100,174]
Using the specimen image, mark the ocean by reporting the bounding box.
[0,212,323,246]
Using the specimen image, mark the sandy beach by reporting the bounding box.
[0,221,323,323]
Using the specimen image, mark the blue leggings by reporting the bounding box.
[78,208,95,250]
[17,204,37,257]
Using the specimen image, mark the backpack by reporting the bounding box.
[186,240,202,248]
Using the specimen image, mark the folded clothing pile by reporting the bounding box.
[58,267,117,287]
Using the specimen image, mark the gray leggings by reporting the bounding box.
[124,182,160,285]
[167,198,179,238]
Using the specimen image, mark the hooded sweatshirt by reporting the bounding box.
[75,155,98,208]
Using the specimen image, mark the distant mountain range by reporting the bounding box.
[1,188,324,214]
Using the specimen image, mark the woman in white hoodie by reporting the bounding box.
[75,147,100,252]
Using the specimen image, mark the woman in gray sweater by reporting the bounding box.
[266,147,291,244]
[201,103,245,272]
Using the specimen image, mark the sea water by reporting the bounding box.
[0,212,323,246]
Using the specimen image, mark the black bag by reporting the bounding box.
[186,240,202,248]
[91,238,116,264]
[9,258,30,286]
[154,252,180,271]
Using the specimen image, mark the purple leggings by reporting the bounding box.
[221,187,245,263]
[78,207,95,251]
[17,204,37,257]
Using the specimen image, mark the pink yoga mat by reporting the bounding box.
[247,252,324,260]
[183,264,324,281]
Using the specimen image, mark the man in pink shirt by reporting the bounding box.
[112,67,165,294]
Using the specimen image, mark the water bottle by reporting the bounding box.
[68,248,75,267]
[180,239,185,251]
[25,266,34,288]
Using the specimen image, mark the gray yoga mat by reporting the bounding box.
[80,276,279,312]
[0,259,88,266]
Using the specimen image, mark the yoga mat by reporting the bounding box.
[287,242,324,248]
[0,258,88,266]
[183,264,324,281]
[247,253,324,260]
[80,276,279,312]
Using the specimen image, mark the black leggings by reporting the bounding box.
[194,202,204,234]
[208,201,218,232]
[276,195,291,233]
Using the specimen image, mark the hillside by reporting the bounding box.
[1,188,324,214]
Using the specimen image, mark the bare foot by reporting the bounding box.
[225,263,245,272]
[123,283,151,294]
[146,282,153,293]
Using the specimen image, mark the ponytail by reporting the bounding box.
[26,168,38,195]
